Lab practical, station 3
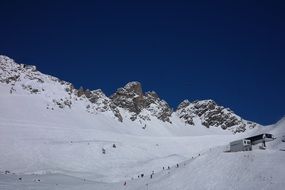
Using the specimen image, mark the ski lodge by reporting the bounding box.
[229,133,275,152]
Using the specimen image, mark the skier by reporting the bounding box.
[124,181,126,186]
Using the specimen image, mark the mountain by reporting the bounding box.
[0,55,258,133]
[0,55,284,190]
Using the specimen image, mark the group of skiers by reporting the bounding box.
[123,152,203,186]
[124,164,181,186]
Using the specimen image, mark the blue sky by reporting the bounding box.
[0,0,284,125]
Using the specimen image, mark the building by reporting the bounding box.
[229,133,275,152]
[245,133,275,146]
[230,139,252,152]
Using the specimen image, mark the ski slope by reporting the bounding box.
[0,83,234,182]
[1,82,284,189]
[1,116,284,190]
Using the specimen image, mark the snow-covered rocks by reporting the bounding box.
[144,91,173,123]
[0,55,257,132]
[110,82,173,123]
[110,81,145,114]
[176,99,257,133]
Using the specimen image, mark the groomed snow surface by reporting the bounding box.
[0,84,285,190]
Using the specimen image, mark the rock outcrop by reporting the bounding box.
[176,99,257,133]
[110,82,144,114]
[110,82,173,123]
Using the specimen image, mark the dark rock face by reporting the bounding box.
[144,91,159,107]
[88,89,104,103]
[176,99,257,133]
[5,75,20,84]
[156,100,173,123]
[77,88,104,103]
[109,103,123,122]
[191,100,245,131]
[144,91,172,123]
[110,82,144,114]
[84,89,123,122]
[176,100,195,125]
[110,82,173,123]
[77,86,85,97]
[74,81,173,123]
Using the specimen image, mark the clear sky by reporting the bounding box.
[1,0,284,125]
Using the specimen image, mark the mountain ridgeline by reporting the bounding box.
[0,55,257,133]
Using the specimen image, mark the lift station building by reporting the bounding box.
[229,133,275,152]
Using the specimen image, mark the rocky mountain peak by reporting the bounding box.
[110,82,173,122]
[176,99,195,125]
[124,81,143,96]
[191,99,217,117]
[110,81,144,114]
[176,99,257,133]
[177,99,191,110]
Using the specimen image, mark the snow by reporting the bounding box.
[1,83,284,189]
[1,56,285,189]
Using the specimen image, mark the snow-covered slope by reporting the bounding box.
[0,55,284,190]
[133,117,285,190]
[1,117,284,190]
[0,80,234,182]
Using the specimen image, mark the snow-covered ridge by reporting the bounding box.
[0,55,259,133]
